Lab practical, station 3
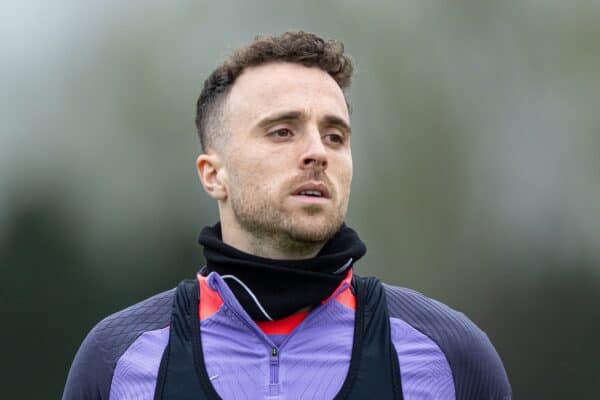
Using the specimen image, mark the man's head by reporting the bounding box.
[195,31,355,259]
[195,31,353,153]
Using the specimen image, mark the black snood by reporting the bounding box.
[198,222,366,321]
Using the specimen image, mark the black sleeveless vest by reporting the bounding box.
[154,276,403,399]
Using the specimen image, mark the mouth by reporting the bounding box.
[291,182,331,203]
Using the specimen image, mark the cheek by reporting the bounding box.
[347,157,353,182]
[336,156,353,187]
[229,154,284,194]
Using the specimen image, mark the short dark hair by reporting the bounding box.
[195,31,354,153]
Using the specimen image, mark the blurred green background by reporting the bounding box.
[1,1,599,398]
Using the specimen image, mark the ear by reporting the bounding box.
[196,153,228,201]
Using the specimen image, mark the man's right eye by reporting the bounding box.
[269,128,293,139]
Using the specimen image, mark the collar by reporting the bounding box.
[197,269,355,334]
[198,222,366,321]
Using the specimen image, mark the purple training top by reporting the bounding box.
[63,272,511,399]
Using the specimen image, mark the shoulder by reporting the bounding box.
[383,283,512,400]
[62,288,175,400]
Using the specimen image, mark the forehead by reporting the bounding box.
[224,62,349,128]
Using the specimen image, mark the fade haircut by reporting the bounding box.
[195,31,354,153]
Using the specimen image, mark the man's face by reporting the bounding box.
[218,62,353,246]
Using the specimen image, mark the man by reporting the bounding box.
[63,31,511,400]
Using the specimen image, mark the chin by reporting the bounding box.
[285,216,343,243]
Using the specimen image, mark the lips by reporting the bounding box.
[292,182,331,199]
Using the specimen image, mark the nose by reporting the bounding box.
[299,129,328,171]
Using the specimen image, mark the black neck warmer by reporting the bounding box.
[198,222,366,321]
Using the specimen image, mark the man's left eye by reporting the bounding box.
[324,133,345,144]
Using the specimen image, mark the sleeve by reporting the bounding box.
[446,312,512,400]
[62,323,113,400]
[384,284,512,400]
[62,288,176,400]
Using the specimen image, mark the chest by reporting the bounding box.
[153,276,402,400]
[200,302,355,399]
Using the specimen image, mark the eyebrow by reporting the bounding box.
[257,111,305,129]
[322,114,352,135]
[256,110,352,135]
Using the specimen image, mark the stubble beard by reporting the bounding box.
[228,176,348,255]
